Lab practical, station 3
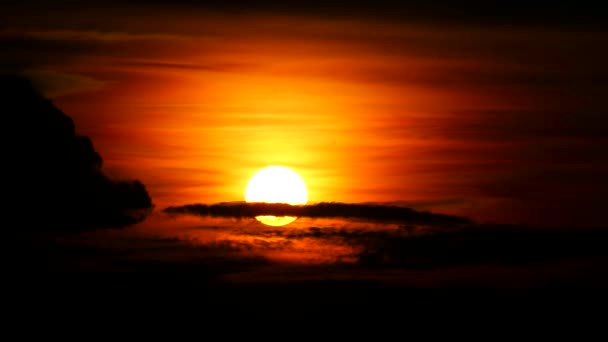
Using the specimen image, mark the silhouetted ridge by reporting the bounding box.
[3,74,153,230]
[164,202,471,225]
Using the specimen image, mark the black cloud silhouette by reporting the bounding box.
[349,225,608,270]
[3,74,152,230]
[164,201,472,225]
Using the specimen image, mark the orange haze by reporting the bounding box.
[7,6,606,227]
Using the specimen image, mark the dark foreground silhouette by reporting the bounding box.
[3,74,152,231]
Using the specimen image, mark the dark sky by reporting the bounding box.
[5,1,607,26]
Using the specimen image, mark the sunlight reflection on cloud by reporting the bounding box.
[131,212,418,264]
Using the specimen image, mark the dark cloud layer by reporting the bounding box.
[24,214,608,290]
[164,202,472,225]
[8,1,605,29]
[4,74,152,231]
[351,225,608,269]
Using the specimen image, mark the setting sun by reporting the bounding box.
[245,166,308,226]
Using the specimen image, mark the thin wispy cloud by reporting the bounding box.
[0,28,193,42]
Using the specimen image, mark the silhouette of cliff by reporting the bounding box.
[3,74,152,230]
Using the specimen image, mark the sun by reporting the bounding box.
[245,166,308,205]
[245,166,308,226]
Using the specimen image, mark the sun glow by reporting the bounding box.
[245,166,308,226]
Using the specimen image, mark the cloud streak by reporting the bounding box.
[0,28,193,42]
[164,202,472,225]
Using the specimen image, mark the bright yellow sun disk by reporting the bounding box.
[245,166,308,226]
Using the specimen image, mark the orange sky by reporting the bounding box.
[47,20,494,206]
[4,5,607,227]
